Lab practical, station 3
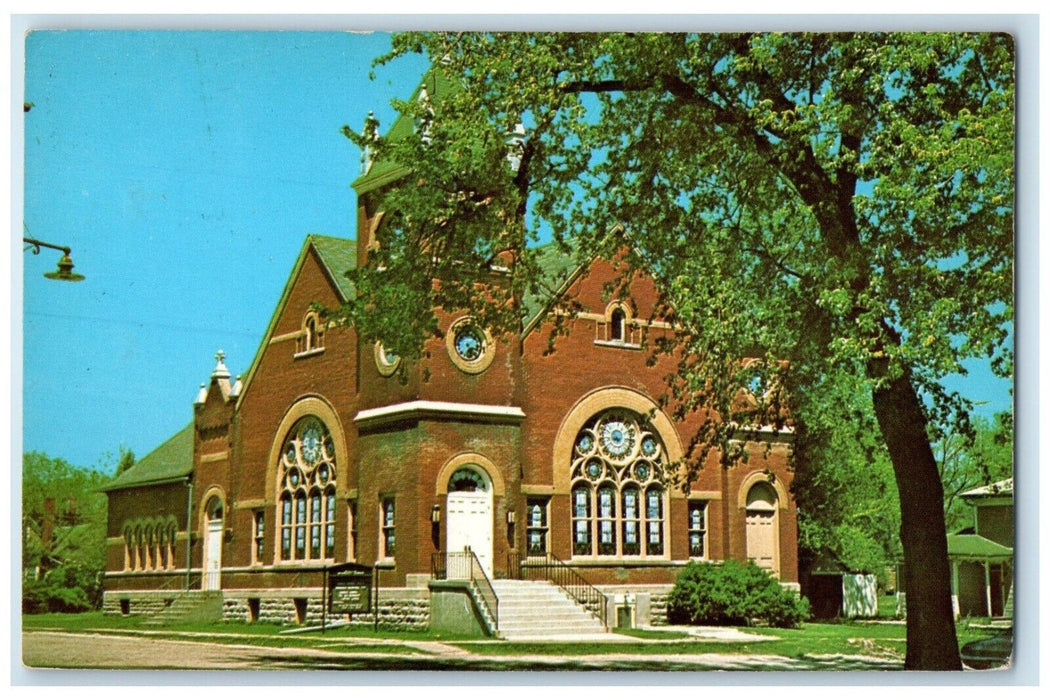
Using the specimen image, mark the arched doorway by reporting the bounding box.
[202,495,224,590]
[745,482,779,577]
[445,466,493,577]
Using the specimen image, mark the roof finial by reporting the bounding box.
[361,111,379,174]
[212,350,230,380]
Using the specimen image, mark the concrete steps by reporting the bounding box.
[491,579,608,640]
[144,591,224,627]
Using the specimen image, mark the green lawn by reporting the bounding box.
[23,611,995,663]
[455,621,993,659]
[22,611,481,643]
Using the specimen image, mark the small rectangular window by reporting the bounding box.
[688,501,708,558]
[526,498,549,555]
[381,497,396,559]
[253,510,265,564]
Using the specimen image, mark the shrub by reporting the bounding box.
[22,561,101,614]
[667,560,809,628]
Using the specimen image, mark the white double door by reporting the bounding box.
[446,491,493,578]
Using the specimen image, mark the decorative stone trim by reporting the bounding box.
[593,339,642,350]
[435,453,506,497]
[552,386,685,494]
[520,484,555,495]
[445,316,495,374]
[354,400,525,430]
[737,470,790,511]
[374,341,401,377]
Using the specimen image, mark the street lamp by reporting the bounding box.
[23,237,85,282]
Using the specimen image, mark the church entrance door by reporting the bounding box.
[204,519,223,590]
[202,496,224,591]
[447,491,493,578]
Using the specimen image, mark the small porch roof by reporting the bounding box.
[947,533,1013,562]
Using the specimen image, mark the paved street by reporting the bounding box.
[21,630,903,672]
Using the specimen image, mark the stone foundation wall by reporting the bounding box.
[220,587,429,630]
[649,592,670,625]
[102,590,177,617]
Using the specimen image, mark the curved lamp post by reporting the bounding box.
[23,237,85,282]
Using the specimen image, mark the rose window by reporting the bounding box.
[570,410,666,558]
[278,417,337,561]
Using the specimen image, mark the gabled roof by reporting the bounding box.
[352,68,458,196]
[947,532,1013,562]
[960,478,1013,500]
[100,423,193,492]
[521,240,581,329]
[235,234,356,411]
[310,234,358,300]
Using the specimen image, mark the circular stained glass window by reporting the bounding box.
[641,436,658,457]
[301,424,323,465]
[576,433,595,454]
[289,469,300,488]
[454,325,485,362]
[599,417,636,459]
[634,463,650,481]
[586,459,603,480]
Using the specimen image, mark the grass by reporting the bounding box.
[22,611,481,642]
[453,620,993,660]
[24,611,997,665]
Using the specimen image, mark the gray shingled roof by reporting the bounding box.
[309,234,357,301]
[520,241,581,325]
[100,423,194,492]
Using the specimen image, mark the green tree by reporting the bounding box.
[936,412,1013,533]
[793,376,902,580]
[116,446,136,476]
[343,33,1013,669]
[22,452,110,612]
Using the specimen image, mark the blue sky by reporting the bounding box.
[22,31,427,470]
[19,30,1013,473]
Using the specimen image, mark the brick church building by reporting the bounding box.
[101,73,798,632]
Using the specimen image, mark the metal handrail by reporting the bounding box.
[431,549,499,631]
[520,553,608,629]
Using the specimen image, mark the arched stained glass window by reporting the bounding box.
[569,410,667,558]
[277,417,337,561]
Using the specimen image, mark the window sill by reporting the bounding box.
[375,558,396,569]
[565,557,675,567]
[593,340,641,350]
[293,347,325,360]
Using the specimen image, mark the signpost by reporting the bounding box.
[323,562,376,634]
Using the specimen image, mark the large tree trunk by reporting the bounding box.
[871,370,962,670]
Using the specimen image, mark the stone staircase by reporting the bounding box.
[491,579,609,640]
[144,591,224,627]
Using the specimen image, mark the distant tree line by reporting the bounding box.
[22,449,130,613]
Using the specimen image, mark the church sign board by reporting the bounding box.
[326,563,374,615]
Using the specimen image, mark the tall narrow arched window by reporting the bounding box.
[277,417,337,561]
[569,410,668,558]
[610,308,626,342]
[297,312,325,355]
